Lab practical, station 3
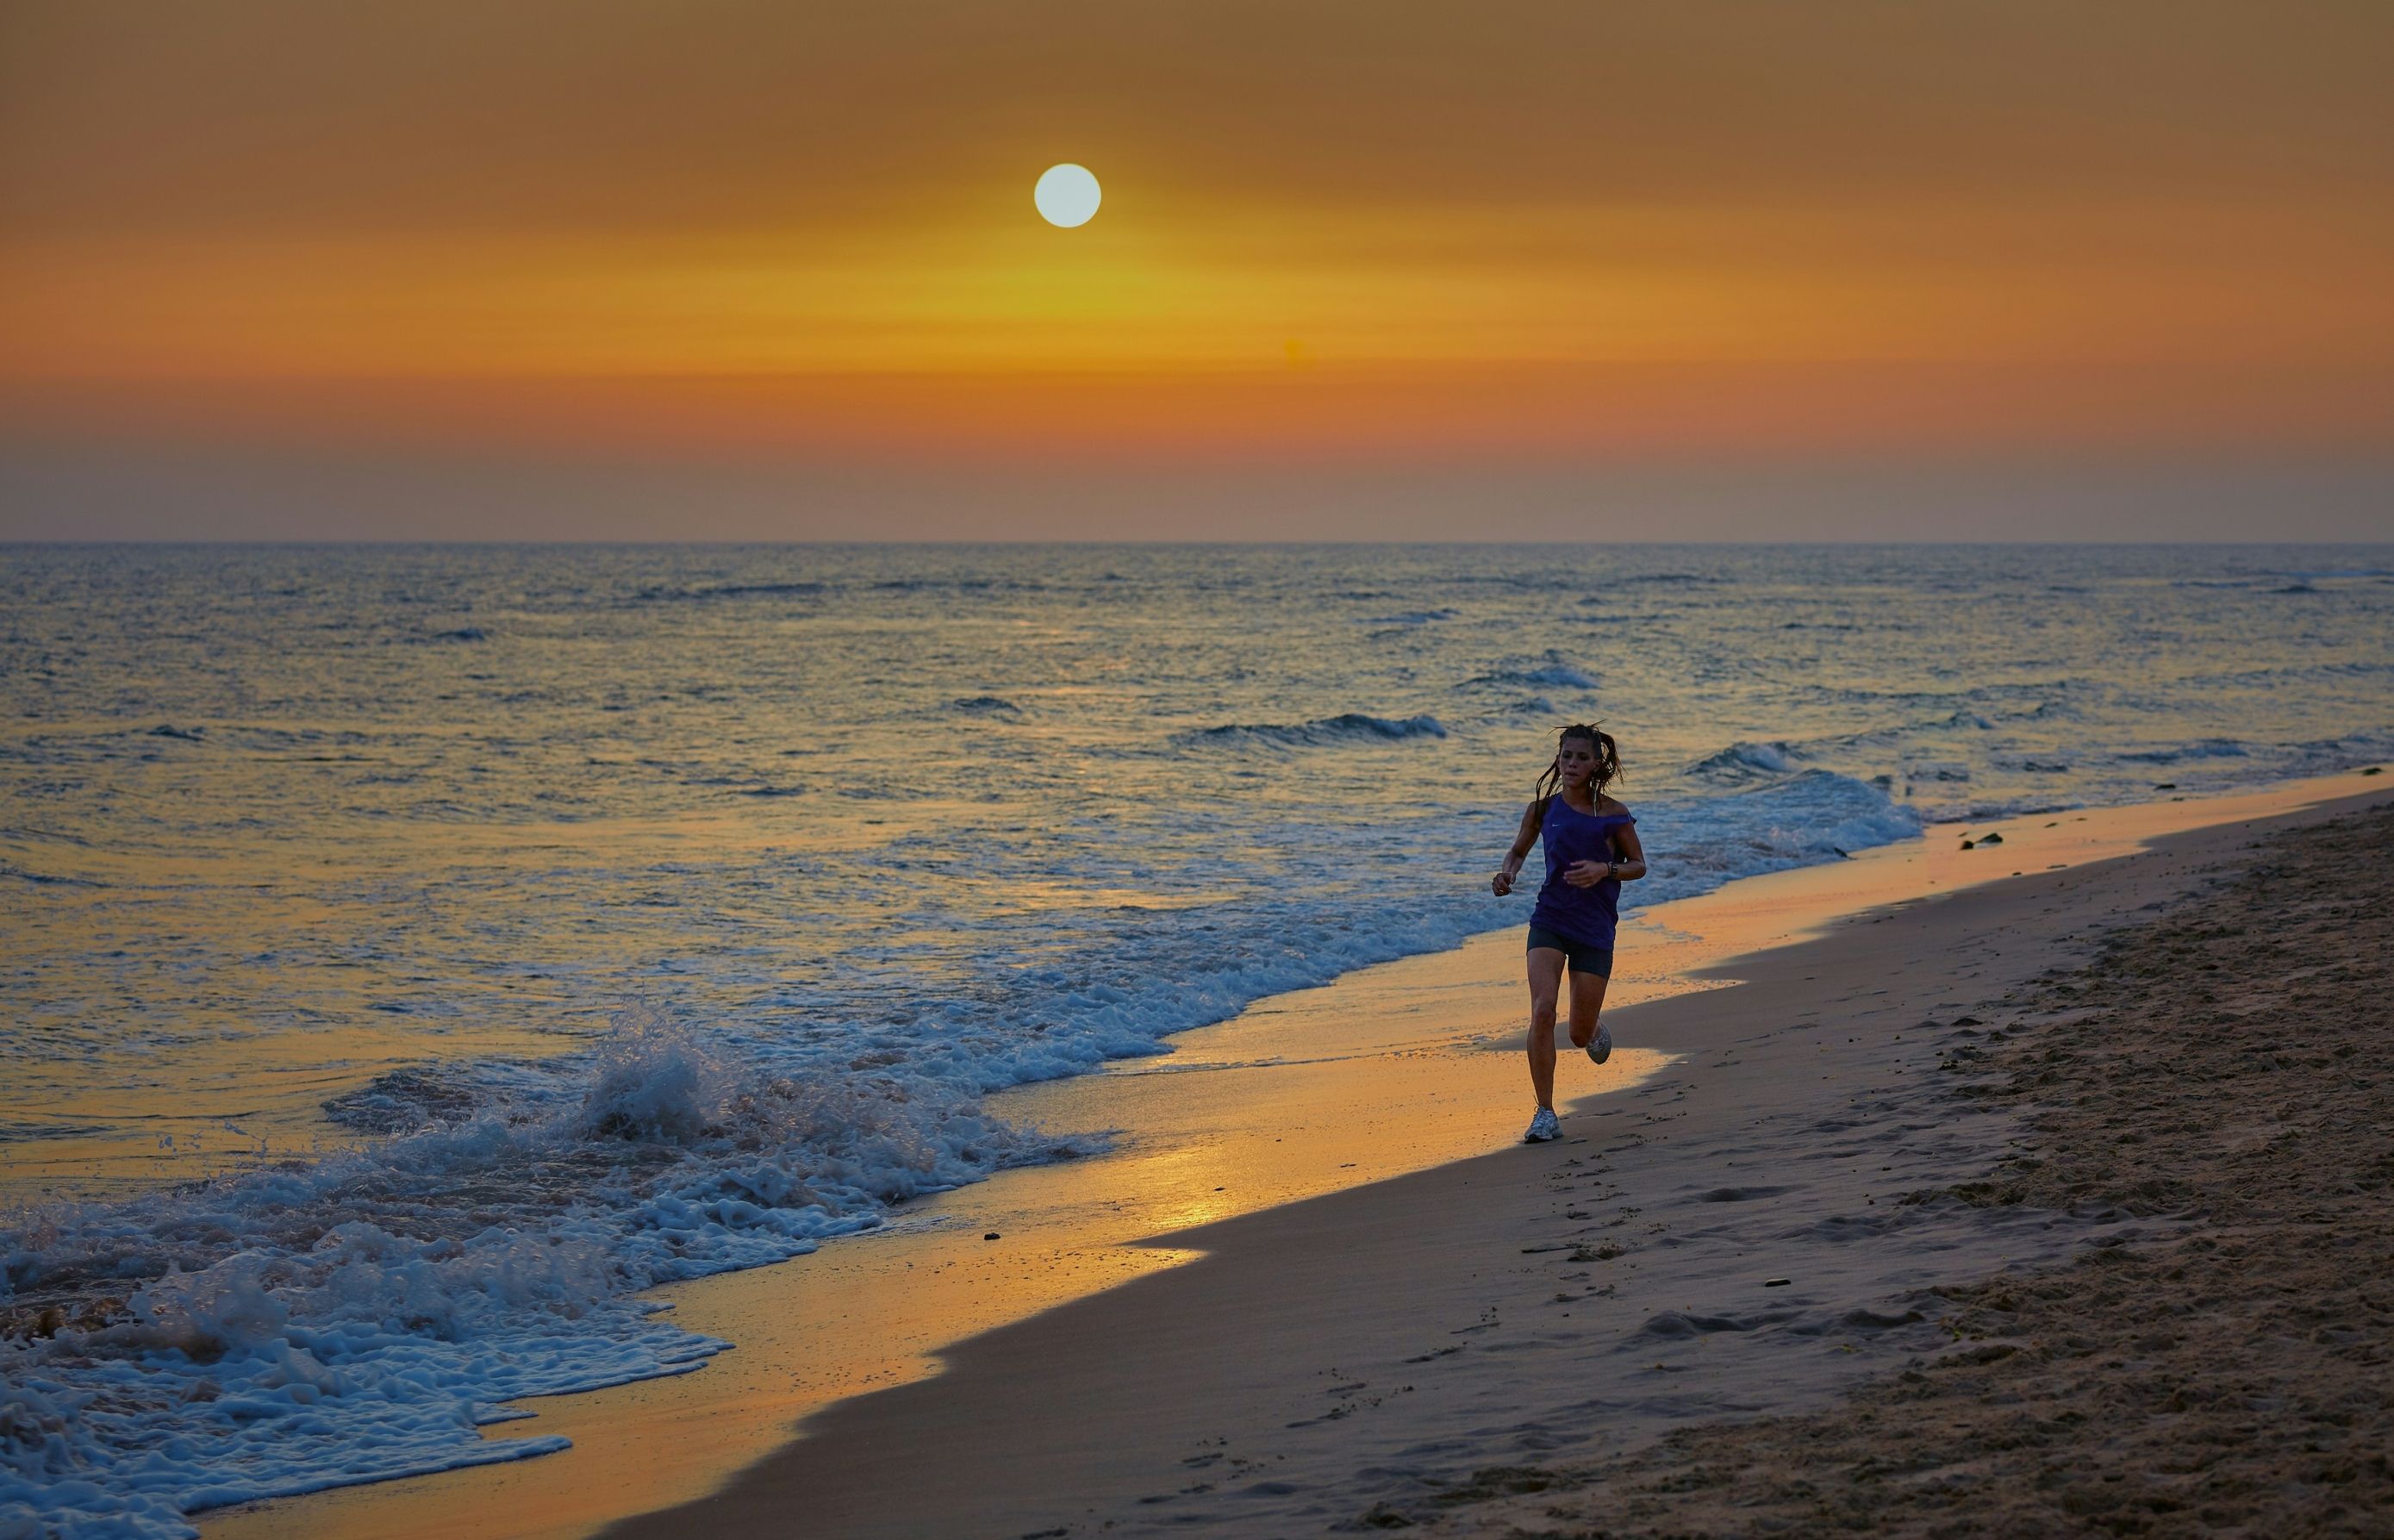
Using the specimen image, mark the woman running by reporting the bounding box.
[1491,724,1647,1143]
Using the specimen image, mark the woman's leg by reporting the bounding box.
[1526,947,1566,1109]
[1566,967,1612,1051]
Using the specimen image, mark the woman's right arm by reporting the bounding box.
[1492,800,1543,896]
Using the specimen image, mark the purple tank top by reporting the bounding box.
[1528,797,1636,951]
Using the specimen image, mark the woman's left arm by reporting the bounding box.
[1608,820,1649,882]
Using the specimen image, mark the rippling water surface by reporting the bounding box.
[3,541,2390,1534]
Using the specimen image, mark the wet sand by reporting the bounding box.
[205,768,2390,1540]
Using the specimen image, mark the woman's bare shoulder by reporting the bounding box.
[1596,795,1632,816]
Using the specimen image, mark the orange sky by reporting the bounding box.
[3,0,2393,472]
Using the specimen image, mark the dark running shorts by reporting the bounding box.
[1526,925,1613,978]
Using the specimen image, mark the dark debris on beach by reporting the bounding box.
[1422,801,2394,1539]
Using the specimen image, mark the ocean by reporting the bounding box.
[3,541,2390,1536]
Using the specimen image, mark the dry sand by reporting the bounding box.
[591,779,2394,1540]
[1425,796,2394,1539]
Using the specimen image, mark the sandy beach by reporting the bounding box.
[558,775,2388,1539]
[1428,790,2394,1538]
[192,771,2391,1538]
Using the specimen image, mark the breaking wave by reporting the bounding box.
[1466,652,1601,691]
[0,761,1940,1537]
[1177,714,1449,749]
[2,1007,1069,1538]
[1685,740,1804,782]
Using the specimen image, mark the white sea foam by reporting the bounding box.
[1,1007,1067,1537]
[2,773,1930,1537]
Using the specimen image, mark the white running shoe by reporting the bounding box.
[1587,1024,1612,1066]
[1523,1107,1561,1143]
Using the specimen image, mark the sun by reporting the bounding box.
[1033,164,1102,228]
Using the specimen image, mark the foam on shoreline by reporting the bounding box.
[194,765,2387,1540]
[0,750,1954,1540]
